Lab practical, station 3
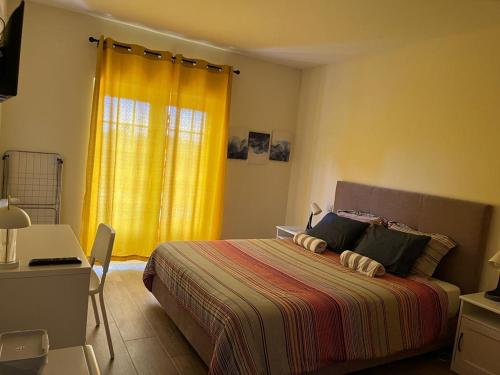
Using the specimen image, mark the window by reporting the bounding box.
[167,105,205,143]
[103,96,150,137]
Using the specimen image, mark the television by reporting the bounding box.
[0,1,24,102]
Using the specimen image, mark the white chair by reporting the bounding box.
[88,223,115,359]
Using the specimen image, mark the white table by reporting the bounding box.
[451,292,500,374]
[43,345,100,375]
[275,225,303,239]
[0,225,90,349]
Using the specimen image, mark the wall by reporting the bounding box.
[0,1,300,240]
[287,24,500,290]
[0,0,5,131]
[0,0,5,23]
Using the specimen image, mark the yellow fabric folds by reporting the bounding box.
[81,37,232,257]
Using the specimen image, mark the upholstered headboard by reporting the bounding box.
[333,181,492,294]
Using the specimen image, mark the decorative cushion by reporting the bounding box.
[336,210,385,225]
[388,221,456,277]
[340,250,386,277]
[293,233,327,253]
[306,212,369,253]
[354,225,431,277]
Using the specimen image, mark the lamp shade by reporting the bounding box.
[0,205,31,229]
[489,250,500,268]
[310,202,322,215]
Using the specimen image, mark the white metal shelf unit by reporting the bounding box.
[2,150,63,224]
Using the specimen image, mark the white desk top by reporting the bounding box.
[276,225,304,233]
[43,345,100,375]
[0,225,90,279]
[460,292,500,316]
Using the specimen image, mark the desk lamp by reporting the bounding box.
[306,202,322,230]
[485,251,500,302]
[0,198,31,269]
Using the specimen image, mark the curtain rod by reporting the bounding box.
[88,37,240,75]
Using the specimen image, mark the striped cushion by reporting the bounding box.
[388,221,456,277]
[293,233,327,253]
[340,250,386,277]
[337,210,385,225]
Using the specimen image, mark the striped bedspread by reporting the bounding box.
[143,239,448,375]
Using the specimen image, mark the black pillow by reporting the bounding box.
[306,212,369,252]
[354,225,430,277]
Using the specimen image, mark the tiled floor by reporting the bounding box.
[88,261,453,375]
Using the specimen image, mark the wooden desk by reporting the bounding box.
[0,225,90,349]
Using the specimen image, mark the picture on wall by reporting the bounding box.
[270,130,292,162]
[227,127,249,160]
[247,131,271,164]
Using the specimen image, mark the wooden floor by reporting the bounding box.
[88,261,454,375]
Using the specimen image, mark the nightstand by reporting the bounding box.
[275,225,303,239]
[451,292,500,374]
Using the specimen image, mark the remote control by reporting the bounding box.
[29,257,82,266]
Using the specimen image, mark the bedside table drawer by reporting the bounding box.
[453,316,500,375]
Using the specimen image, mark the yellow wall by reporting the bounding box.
[0,1,300,240]
[287,24,500,290]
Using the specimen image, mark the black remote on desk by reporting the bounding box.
[29,257,82,266]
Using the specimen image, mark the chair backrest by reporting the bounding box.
[90,223,115,277]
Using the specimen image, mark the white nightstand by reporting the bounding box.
[275,225,303,239]
[451,292,500,374]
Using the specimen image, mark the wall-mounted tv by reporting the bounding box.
[0,1,25,102]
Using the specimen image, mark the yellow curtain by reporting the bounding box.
[81,37,232,258]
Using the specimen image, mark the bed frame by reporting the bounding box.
[151,181,492,373]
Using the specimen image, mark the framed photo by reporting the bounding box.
[247,131,271,164]
[227,127,249,160]
[270,130,292,162]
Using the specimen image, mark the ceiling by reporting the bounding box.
[32,0,500,68]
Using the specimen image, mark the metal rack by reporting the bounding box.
[2,150,63,224]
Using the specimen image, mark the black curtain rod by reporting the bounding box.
[88,37,240,75]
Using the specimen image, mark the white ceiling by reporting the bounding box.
[32,0,500,68]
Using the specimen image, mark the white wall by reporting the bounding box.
[0,0,5,19]
[0,1,300,239]
[287,23,500,291]
[0,0,6,130]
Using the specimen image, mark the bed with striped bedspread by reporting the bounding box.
[143,238,448,375]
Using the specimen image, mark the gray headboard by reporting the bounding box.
[333,181,492,294]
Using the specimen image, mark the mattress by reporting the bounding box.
[143,238,449,375]
[429,278,461,317]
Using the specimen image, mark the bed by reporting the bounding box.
[143,181,492,374]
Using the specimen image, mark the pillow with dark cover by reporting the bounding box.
[354,225,431,277]
[306,212,369,252]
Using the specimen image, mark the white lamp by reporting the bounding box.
[485,251,500,302]
[306,202,322,230]
[0,198,31,269]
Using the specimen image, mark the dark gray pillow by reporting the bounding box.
[306,212,369,252]
[355,225,431,277]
